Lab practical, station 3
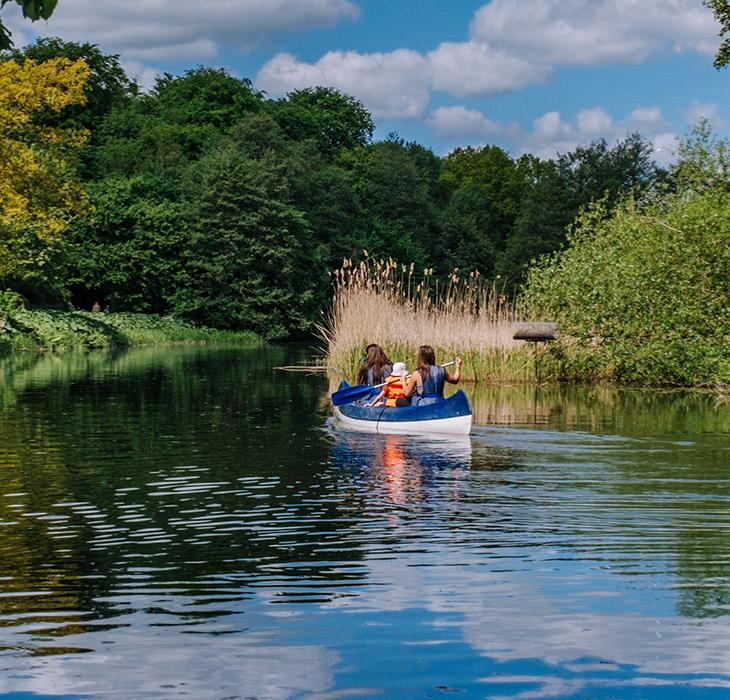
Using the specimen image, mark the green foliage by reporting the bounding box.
[0,306,261,353]
[705,0,730,69]
[0,0,57,49]
[521,189,730,386]
[271,86,374,156]
[68,176,189,313]
[172,145,321,339]
[498,134,659,288]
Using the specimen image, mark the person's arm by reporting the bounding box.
[445,358,462,384]
[404,371,421,397]
[365,388,386,407]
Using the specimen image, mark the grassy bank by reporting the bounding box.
[0,302,261,354]
[319,258,537,383]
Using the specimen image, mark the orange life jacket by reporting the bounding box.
[383,374,407,407]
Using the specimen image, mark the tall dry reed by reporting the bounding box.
[319,257,540,383]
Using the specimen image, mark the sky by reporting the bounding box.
[6,0,730,164]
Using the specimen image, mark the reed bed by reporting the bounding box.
[319,257,542,383]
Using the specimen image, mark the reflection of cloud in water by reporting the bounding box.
[0,616,337,699]
[326,548,730,692]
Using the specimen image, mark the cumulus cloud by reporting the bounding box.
[519,107,678,165]
[258,41,550,119]
[120,60,162,93]
[470,0,720,66]
[30,0,359,60]
[429,103,681,166]
[428,106,511,137]
[683,101,726,130]
[428,41,549,97]
[257,49,431,119]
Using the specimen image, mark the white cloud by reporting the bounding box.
[429,103,682,166]
[30,0,359,60]
[120,60,162,93]
[576,107,614,135]
[257,40,551,119]
[683,101,726,130]
[470,0,720,66]
[428,106,508,137]
[428,41,549,97]
[519,107,679,166]
[257,49,431,119]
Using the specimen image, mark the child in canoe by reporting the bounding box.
[365,362,412,407]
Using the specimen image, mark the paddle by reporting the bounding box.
[331,361,456,407]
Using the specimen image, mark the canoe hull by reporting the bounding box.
[334,406,472,435]
[332,383,473,436]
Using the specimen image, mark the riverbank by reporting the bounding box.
[0,306,261,354]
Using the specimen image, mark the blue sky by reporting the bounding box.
[8,0,729,163]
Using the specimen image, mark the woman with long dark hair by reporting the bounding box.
[406,345,461,405]
[356,344,393,386]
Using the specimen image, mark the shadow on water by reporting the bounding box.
[0,346,729,698]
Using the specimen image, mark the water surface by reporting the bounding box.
[0,346,729,699]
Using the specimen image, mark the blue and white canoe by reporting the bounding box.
[333,382,472,435]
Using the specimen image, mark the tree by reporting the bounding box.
[705,0,730,68]
[2,37,136,132]
[349,139,439,266]
[0,57,89,301]
[68,176,189,312]
[90,67,263,179]
[0,0,57,50]
[438,146,522,275]
[272,87,374,156]
[172,146,321,339]
[498,134,658,289]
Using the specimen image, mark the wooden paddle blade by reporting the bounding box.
[331,384,374,406]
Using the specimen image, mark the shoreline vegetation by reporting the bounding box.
[0,299,261,354]
[319,257,539,384]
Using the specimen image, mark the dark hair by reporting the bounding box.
[357,344,392,384]
[417,345,436,379]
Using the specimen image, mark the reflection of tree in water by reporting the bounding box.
[466,383,730,435]
[0,345,371,653]
[464,382,730,621]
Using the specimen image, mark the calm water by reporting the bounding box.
[0,345,729,699]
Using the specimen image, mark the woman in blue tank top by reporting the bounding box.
[406,345,461,405]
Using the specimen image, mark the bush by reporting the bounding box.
[520,189,730,386]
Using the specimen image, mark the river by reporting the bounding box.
[0,345,728,699]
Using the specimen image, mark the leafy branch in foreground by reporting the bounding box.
[0,0,58,50]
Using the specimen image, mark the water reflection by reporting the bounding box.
[0,348,729,698]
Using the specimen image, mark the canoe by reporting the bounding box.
[332,381,472,435]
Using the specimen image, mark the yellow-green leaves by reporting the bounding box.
[0,57,90,296]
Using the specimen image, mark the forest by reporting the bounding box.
[1,38,728,385]
[3,39,664,336]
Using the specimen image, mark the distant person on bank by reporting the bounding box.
[91,301,101,313]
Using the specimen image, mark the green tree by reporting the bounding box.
[91,67,262,178]
[439,145,522,275]
[271,86,374,156]
[0,0,57,50]
[68,176,189,313]
[349,139,439,266]
[705,0,730,68]
[499,134,658,288]
[173,146,321,339]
